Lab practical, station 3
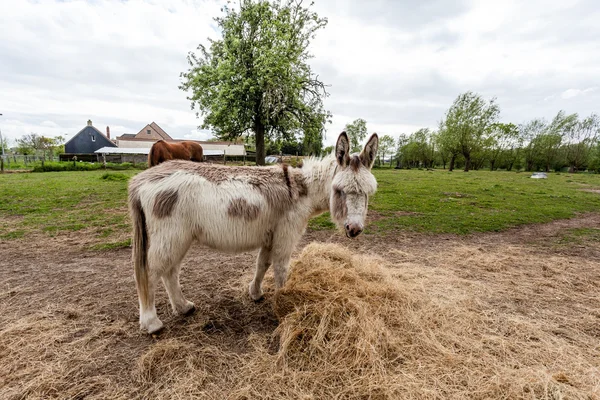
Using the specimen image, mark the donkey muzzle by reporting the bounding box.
[345,223,363,238]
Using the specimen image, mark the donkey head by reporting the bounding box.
[330,132,379,238]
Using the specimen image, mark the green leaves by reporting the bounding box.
[344,118,368,153]
[439,91,501,171]
[180,0,330,164]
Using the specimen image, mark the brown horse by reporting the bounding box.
[148,140,204,167]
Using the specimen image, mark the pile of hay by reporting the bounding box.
[2,242,596,399]
[232,243,596,399]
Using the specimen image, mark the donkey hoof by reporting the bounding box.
[248,282,264,302]
[141,317,164,334]
[179,301,196,316]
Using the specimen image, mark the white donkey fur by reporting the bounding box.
[128,132,379,333]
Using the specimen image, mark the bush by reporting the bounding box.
[32,161,146,172]
[100,172,129,181]
[33,162,101,172]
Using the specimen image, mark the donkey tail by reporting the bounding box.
[130,196,149,310]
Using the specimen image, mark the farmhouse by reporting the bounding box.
[115,121,173,147]
[115,122,245,156]
[62,120,246,162]
[116,130,245,156]
[63,120,116,156]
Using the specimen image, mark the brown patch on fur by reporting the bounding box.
[228,198,261,221]
[331,186,348,222]
[152,189,179,219]
[349,156,362,172]
[297,178,309,198]
[263,229,274,251]
[282,164,292,197]
[130,161,309,215]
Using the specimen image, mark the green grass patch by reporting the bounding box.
[0,230,26,240]
[308,212,337,231]
[100,172,129,181]
[0,170,137,241]
[90,238,132,251]
[1,169,600,245]
[557,228,600,245]
[367,169,600,234]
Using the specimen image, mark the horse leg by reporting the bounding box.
[249,246,272,301]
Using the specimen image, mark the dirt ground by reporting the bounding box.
[1,214,599,399]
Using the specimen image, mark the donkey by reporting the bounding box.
[128,132,379,333]
[148,140,204,167]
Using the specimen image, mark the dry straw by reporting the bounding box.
[1,242,598,399]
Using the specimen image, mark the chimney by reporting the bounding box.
[106,126,110,139]
[87,119,92,126]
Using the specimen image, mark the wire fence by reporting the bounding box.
[1,154,61,170]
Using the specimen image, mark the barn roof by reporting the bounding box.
[64,122,116,148]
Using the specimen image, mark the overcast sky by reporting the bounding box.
[1,0,599,148]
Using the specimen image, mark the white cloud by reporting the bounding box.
[561,87,598,99]
[1,0,599,149]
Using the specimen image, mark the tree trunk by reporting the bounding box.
[464,155,471,172]
[255,121,266,166]
[449,155,456,171]
[507,161,514,171]
[490,160,496,171]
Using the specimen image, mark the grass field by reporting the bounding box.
[1,167,600,399]
[1,168,599,245]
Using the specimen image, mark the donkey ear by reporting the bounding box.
[360,133,378,169]
[335,131,350,167]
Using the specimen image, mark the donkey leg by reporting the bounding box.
[159,237,195,315]
[270,219,306,289]
[141,234,191,333]
[162,261,195,315]
[272,253,293,289]
[138,268,162,334]
[249,247,271,301]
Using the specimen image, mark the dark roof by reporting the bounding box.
[116,133,137,140]
[64,125,117,154]
[64,124,116,148]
